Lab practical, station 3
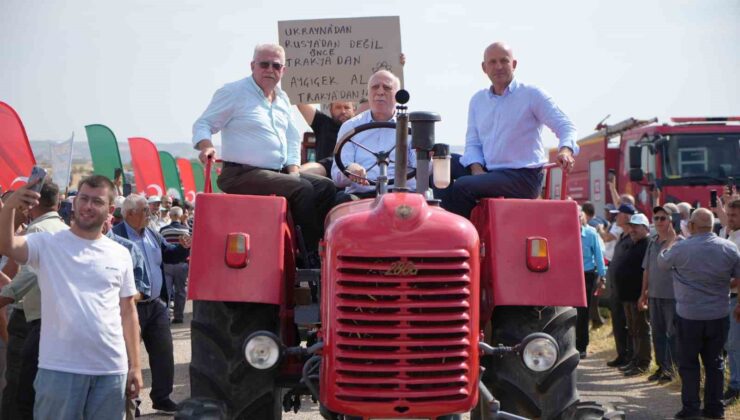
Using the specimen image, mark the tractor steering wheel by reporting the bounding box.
[332,121,415,186]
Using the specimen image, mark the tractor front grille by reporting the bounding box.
[331,252,473,407]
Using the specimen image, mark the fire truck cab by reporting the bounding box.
[549,117,740,216]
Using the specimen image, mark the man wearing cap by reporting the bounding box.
[659,208,740,419]
[147,196,163,231]
[612,213,651,376]
[638,205,681,383]
[604,204,637,368]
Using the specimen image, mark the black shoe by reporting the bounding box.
[618,361,636,372]
[647,368,663,381]
[722,388,740,406]
[153,398,179,413]
[658,372,673,384]
[579,351,587,359]
[623,365,648,377]
[606,357,628,367]
[172,318,184,324]
[674,408,702,419]
[702,410,725,419]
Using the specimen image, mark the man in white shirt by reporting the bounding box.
[0,175,142,419]
[331,70,416,198]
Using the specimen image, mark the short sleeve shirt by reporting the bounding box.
[25,230,136,375]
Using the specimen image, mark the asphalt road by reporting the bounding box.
[136,302,738,419]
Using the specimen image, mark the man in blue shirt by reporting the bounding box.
[193,43,335,266]
[577,207,606,359]
[113,194,190,414]
[441,42,578,218]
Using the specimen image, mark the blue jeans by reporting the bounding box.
[649,297,678,374]
[727,298,740,390]
[34,368,126,420]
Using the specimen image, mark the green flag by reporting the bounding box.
[85,124,123,180]
[191,160,205,192]
[159,151,184,200]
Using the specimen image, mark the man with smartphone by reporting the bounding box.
[0,175,143,419]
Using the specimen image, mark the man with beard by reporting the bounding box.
[0,175,142,419]
[297,101,356,177]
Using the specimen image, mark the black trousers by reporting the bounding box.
[17,320,39,420]
[676,315,728,416]
[218,163,336,253]
[1,309,29,420]
[137,299,174,404]
[608,280,633,360]
[576,271,597,353]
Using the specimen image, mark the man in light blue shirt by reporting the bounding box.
[192,43,335,264]
[332,70,416,198]
[442,42,578,218]
[577,207,606,358]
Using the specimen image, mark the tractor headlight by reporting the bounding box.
[521,333,559,372]
[244,331,281,370]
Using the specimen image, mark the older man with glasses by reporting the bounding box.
[192,43,335,268]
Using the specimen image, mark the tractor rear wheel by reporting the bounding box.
[479,306,580,420]
[189,301,282,420]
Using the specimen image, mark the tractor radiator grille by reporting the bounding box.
[332,253,473,406]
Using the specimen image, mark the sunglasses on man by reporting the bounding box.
[257,61,284,71]
[653,215,668,222]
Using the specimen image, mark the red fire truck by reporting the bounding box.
[548,117,740,216]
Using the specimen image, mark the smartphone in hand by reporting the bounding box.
[27,166,47,193]
[710,190,718,208]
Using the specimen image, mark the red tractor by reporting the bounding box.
[179,92,618,419]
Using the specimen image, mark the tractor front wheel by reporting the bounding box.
[189,301,282,420]
[479,306,580,420]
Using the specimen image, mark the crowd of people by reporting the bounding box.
[0,181,193,419]
[577,184,740,419]
[0,38,737,420]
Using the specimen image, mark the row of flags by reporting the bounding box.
[0,101,218,199]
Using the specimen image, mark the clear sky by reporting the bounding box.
[1,0,738,156]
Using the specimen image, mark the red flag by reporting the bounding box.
[0,102,36,191]
[176,158,197,203]
[128,137,165,197]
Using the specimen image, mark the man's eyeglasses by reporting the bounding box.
[258,61,284,71]
[653,215,668,222]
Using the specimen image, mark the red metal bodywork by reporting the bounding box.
[471,198,586,322]
[188,194,295,306]
[320,193,481,418]
[549,119,740,217]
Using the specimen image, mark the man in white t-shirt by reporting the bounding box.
[0,175,142,419]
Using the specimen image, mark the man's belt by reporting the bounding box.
[223,161,280,172]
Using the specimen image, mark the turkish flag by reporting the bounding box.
[176,158,197,203]
[128,137,165,197]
